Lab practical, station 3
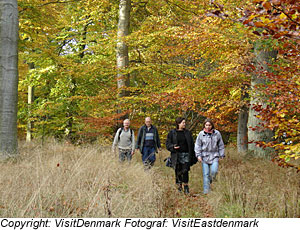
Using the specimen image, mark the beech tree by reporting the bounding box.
[116,0,131,98]
[237,85,249,153]
[242,0,299,168]
[0,0,19,156]
[248,41,277,157]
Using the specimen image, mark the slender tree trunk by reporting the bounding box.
[26,86,34,142]
[237,84,249,153]
[65,22,88,143]
[26,63,34,142]
[0,0,19,156]
[116,0,130,98]
[248,41,277,157]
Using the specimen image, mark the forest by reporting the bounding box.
[0,0,299,218]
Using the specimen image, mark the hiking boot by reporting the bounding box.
[177,184,182,192]
[184,185,189,194]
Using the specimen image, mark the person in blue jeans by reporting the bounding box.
[195,118,225,194]
[136,117,161,169]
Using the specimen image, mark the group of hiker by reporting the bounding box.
[112,117,225,195]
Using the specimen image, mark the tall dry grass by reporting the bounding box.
[0,141,299,218]
[0,140,164,217]
[205,147,300,217]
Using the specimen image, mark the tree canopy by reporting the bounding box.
[16,0,299,170]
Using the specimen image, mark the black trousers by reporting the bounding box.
[175,162,189,184]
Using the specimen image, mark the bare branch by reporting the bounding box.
[19,0,79,14]
[164,0,198,16]
[272,5,300,27]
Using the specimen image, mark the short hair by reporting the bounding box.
[203,118,215,129]
[123,119,130,124]
[175,117,185,129]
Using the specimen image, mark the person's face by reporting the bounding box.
[205,122,212,131]
[145,118,151,127]
[123,120,130,129]
[178,120,186,130]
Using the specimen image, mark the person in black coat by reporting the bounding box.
[166,117,198,194]
[136,117,161,168]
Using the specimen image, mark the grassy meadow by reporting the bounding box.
[0,140,299,218]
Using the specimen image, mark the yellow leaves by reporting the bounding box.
[248,14,258,21]
[20,33,30,40]
[284,150,292,154]
[278,109,288,118]
[280,113,285,118]
[282,144,300,160]
[279,13,287,20]
[230,88,240,99]
[260,17,272,24]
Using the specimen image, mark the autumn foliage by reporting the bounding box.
[17,0,299,169]
[241,0,300,168]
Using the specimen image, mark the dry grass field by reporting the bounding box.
[0,140,299,218]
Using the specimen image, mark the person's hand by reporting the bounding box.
[131,150,135,155]
[197,156,202,162]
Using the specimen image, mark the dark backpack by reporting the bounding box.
[118,128,133,142]
[164,156,173,168]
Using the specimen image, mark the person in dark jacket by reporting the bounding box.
[136,117,161,168]
[166,117,198,194]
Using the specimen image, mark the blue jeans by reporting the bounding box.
[202,161,219,194]
[142,146,156,165]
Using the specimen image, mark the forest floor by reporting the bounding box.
[0,140,299,218]
[155,148,299,218]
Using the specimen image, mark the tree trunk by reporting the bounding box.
[0,0,19,156]
[26,63,34,142]
[116,0,130,98]
[65,22,88,143]
[26,85,34,142]
[247,41,277,157]
[237,84,249,153]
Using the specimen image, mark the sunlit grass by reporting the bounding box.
[0,141,298,217]
[0,140,164,217]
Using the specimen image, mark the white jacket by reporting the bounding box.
[194,129,225,164]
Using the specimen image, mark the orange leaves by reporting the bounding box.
[273,31,288,38]
[254,21,265,27]
[241,1,300,169]
[270,0,281,6]
[242,0,300,40]
[262,1,272,11]
[251,65,300,168]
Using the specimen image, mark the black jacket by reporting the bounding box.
[166,129,197,170]
[136,125,161,152]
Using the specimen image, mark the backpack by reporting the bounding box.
[118,128,133,142]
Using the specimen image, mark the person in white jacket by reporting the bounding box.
[112,119,135,162]
[195,118,225,194]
